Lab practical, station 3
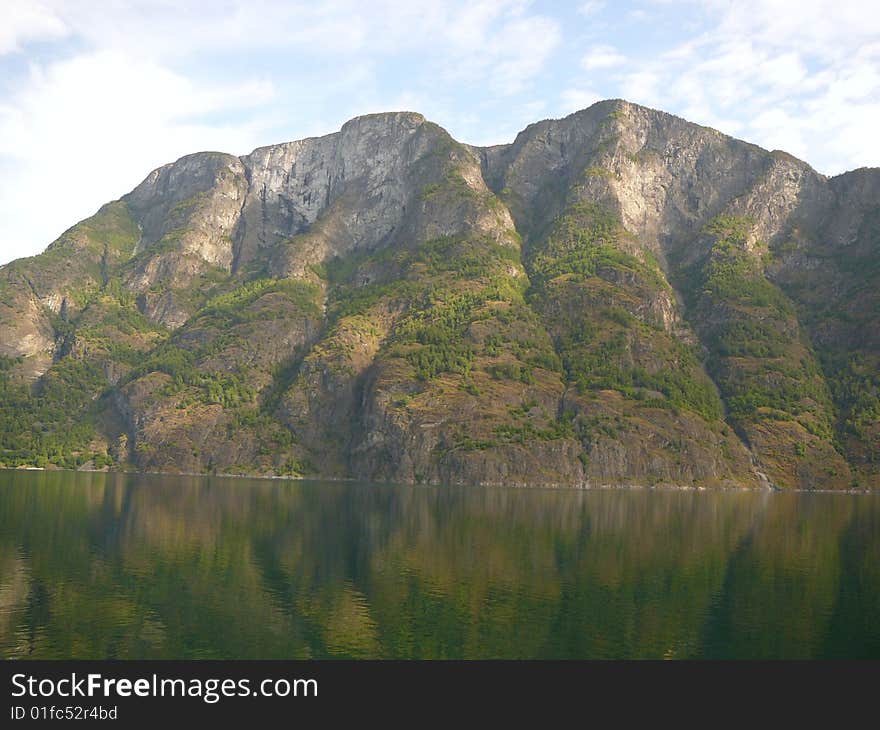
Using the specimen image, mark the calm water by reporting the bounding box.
[1,470,878,659]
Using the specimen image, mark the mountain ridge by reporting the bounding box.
[1,99,878,489]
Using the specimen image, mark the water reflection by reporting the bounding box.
[0,470,878,659]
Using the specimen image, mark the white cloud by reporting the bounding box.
[621,70,663,108]
[487,17,562,94]
[578,1,606,16]
[433,2,561,94]
[1,0,877,265]
[560,88,602,114]
[0,0,564,264]
[706,0,880,60]
[0,0,67,54]
[613,0,880,174]
[20,1,559,80]
[0,51,276,265]
[749,108,808,158]
[581,45,627,70]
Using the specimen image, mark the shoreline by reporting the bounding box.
[0,466,874,495]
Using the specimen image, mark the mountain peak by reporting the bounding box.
[339,110,427,131]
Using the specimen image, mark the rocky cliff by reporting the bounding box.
[1,100,877,489]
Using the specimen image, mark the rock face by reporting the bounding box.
[1,100,878,489]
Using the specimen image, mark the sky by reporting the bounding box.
[1,0,878,265]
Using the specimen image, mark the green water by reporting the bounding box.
[0,470,878,659]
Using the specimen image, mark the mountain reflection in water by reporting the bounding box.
[1,470,878,659]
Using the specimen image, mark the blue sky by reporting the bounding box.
[1,0,878,265]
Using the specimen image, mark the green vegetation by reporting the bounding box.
[564,329,723,420]
[781,206,880,476]
[0,355,108,469]
[198,277,322,324]
[70,294,168,365]
[326,235,521,313]
[529,203,629,286]
[406,344,474,380]
[0,202,158,469]
[584,165,616,179]
[50,201,141,261]
[822,352,880,462]
[693,215,835,436]
[123,341,255,409]
[487,361,535,384]
[323,235,554,386]
[526,203,723,420]
[1,271,320,469]
[494,412,575,444]
[700,216,792,314]
[421,168,481,201]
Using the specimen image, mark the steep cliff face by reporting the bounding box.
[1,100,877,488]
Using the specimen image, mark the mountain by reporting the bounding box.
[1,100,878,489]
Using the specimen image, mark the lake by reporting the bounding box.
[1,469,878,659]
